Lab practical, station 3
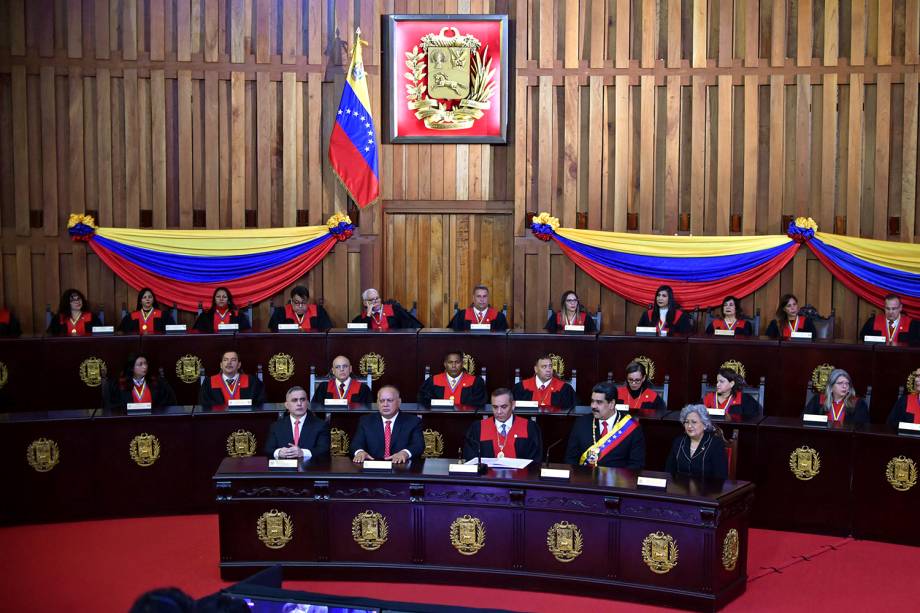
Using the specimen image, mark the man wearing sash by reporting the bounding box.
[268,285,333,332]
[417,351,487,408]
[447,285,509,331]
[512,355,575,411]
[264,386,330,461]
[859,294,918,347]
[564,382,645,469]
[311,355,372,404]
[351,288,423,330]
[199,350,266,410]
[462,388,543,461]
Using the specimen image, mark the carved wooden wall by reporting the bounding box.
[0,1,917,340]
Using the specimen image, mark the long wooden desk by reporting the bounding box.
[214,456,754,610]
[2,332,915,423]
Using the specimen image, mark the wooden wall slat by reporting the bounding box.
[795,74,812,211]
[878,0,893,65]
[715,74,732,235]
[230,71,245,228]
[150,69,167,228]
[587,75,603,230]
[667,0,681,68]
[771,0,786,66]
[589,0,605,68]
[177,0,191,61]
[902,71,918,241]
[67,0,83,58]
[824,0,839,66]
[663,75,679,234]
[615,0,630,69]
[178,70,193,228]
[641,0,656,69]
[690,76,705,234]
[613,75,629,232]
[562,75,578,228]
[717,0,732,68]
[256,71,271,227]
[851,0,866,66]
[11,66,29,236]
[282,71,296,226]
[846,73,864,236]
[797,0,813,66]
[907,0,919,64]
[874,72,892,239]
[744,0,759,67]
[9,0,25,56]
[742,73,758,234]
[537,75,552,214]
[96,67,113,226]
[638,75,655,233]
[820,73,838,231]
[68,68,87,215]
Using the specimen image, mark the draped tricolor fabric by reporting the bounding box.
[68,213,354,311]
[531,213,920,317]
[329,29,380,208]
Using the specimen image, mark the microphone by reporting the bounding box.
[544,438,563,464]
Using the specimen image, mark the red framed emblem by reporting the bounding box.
[383,14,509,144]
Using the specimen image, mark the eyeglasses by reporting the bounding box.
[291,300,307,306]
[565,298,579,303]
[364,296,380,303]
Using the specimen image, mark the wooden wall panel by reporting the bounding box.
[0,1,916,338]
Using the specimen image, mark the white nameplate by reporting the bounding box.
[615,403,630,413]
[126,402,152,412]
[863,335,886,344]
[714,329,735,337]
[540,467,571,480]
[268,459,298,469]
[91,326,114,335]
[363,460,393,470]
[515,400,538,408]
[324,398,347,406]
[564,324,585,333]
[470,323,491,331]
[347,322,368,330]
[635,326,658,335]
[707,408,726,417]
[449,463,482,474]
[217,323,239,332]
[431,398,455,407]
[277,323,300,332]
[790,331,812,340]
[227,398,251,408]
[637,476,668,488]
[898,421,920,432]
[164,324,187,334]
[659,329,668,337]
[803,413,828,424]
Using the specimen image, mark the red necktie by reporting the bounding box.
[339,382,346,398]
[600,420,609,436]
[384,420,392,457]
[293,419,301,446]
[889,321,896,343]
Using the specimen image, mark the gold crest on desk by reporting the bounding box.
[422,429,444,458]
[26,437,60,472]
[810,363,835,392]
[79,357,106,387]
[129,433,161,467]
[633,355,656,382]
[226,430,257,458]
[546,520,583,562]
[450,515,485,555]
[642,531,679,574]
[359,353,385,381]
[330,428,350,456]
[256,509,293,549]
[722,528,740,571]
[886,455,918,492]
[0,360,8,389]
[352,510,388,551]
[175,354,203,384]
[268,353,295,382]
[720,359,747,381]
[789,445,821,480]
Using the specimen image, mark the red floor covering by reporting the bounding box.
[0,514,917,612]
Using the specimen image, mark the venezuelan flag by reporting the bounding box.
[329,28,380,208]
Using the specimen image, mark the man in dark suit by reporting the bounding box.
[199,350,266,410]
[462,388,543,461]
[564,381,645,469]
[352,385,424,464]
[264,386,330,461]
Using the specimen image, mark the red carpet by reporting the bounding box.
[1,515,917,612]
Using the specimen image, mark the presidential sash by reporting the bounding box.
[579,414,639,465]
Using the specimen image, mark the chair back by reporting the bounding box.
[121,302,129,322]
[45,304,53,330]
[592,306,602,333]
[724,429,739,479]
[546,301,553,321]
[97,306,105,325]
[700,374,765,415]
[804,306,835,339]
